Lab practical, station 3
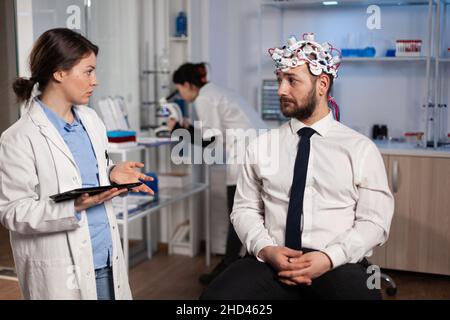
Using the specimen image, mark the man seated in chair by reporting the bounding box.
[200,33,394,300]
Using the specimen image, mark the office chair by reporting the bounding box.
[381,272,397,296]
[361,259,397,297]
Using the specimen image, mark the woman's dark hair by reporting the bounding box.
[13,28,99,103]
[173,62,208,88]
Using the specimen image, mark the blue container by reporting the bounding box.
[361,47,376,57]
[341,48,360,57]
[341,47,376,58]
[138,172,158,197]
[386,49,396,57]
[176,11,187,37]
[107,130,136,138]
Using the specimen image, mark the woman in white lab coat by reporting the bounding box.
[169,63,267,286]
[0,28,153,300]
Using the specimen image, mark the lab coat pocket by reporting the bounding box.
[27,258,82,300]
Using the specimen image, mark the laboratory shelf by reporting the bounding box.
[108,140,211,271]
[108,145,145,153]
[261,0,432,10]
[375,140,450,158]
[258,0,447,148]
[108,138,178,152]
[115,183,209,223]
[342,56,429,62]
[169,36,189,42]
[137,136,178,148]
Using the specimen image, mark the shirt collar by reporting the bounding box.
[198,82,212,96]
[37,98,81,133]
[289,110,334,137]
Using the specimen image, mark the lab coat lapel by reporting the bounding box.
[27,100,78,169]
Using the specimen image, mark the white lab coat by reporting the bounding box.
[0,99,132,300]
[195,83,267,186]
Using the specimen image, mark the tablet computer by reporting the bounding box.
[50,182,143,203]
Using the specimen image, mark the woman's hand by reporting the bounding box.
[109,162,154,194]
[168,118,178,132]
[181,118,191,128]
[75,188,127,212]
[168,118,190,132]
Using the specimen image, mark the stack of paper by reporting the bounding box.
[97,97,130,132]
[112,195,155,216]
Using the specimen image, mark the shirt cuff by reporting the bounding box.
[322,244,348,269]
[107,164,116,183]
[71,200,82,221]
[254,239,277,263]
[58,200,84,229]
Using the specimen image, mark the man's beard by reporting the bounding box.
[280,87,317,120]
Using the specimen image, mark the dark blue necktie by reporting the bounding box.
[285,127,316,250]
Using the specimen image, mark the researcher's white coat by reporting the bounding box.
[0,99,132,300]
[194,83,267,186]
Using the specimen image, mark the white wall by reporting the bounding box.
[17,0,86,76]
[89,0,141,132]
[207,0,261,109]
[15,0,33,77]
[207,1,450,139]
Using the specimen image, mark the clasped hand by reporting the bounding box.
[258,246,332,286]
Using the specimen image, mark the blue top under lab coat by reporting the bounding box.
[38,99,112,270]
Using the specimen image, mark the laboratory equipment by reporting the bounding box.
[155,90,184,138]
[176,11,187,37]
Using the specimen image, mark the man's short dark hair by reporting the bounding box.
[307,69,334,96]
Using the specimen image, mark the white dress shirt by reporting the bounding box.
[231,111,394,269]
[195,83,267,185]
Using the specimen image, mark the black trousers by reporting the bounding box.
[222,185,241,266]
[200,253,382,300]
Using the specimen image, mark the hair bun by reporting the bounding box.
[12,77,36,103]
[197,64,207,84]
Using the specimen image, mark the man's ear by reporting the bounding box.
[317,74,330,97]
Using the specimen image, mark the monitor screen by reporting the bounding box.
[261,79,286,121]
